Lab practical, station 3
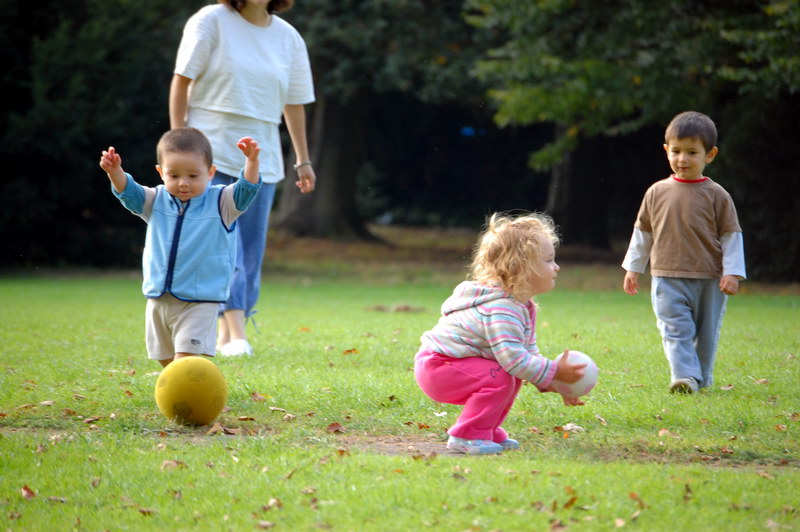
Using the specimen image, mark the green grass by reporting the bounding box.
[1,267,798,531]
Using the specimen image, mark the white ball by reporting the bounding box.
[550,350,598,398]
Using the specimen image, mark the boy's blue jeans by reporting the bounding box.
[650,277,728,388]
[212,171,277,318]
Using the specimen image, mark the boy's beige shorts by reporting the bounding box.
[145,293,218,360]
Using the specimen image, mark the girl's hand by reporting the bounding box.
[561,394,585,406]
[554,350,586,384]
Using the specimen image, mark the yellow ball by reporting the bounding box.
[154,357,227,426]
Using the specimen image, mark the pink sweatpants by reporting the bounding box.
[414,349,523,442]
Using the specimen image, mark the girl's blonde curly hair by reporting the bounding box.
[469,212,559,298]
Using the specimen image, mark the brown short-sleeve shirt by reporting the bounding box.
[635,176,742,279]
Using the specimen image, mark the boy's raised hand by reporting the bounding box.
[99,146,127,193]
[236,136,260,161]
[237,137,260,184]
[99,146,122,173]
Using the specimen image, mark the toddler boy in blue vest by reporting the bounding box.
[100,128,262,367]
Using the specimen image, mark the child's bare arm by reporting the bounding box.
[236,137,260,184]
[99,147,127,193]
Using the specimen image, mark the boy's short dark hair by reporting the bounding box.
[219,0,293,14]
[156,128,213,168]
[664,111,718,151]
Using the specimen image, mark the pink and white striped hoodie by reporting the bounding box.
[419,281,557,390]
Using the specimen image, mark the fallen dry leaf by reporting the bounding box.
[563,496,578,509]
[720,384,734,391]
[326,422,344,433]
[269,406,287,413]
[342,348,359,355]
[238,416,255,421]
[775,424,787,432]
[206,423,225,435]
[20,485,36,499]
[257,520,276,529]
[83,417,101,424]
[629,492,647,509]
[40,400,54,407]
[250,392,268,402]
[757,471,774,479]
[160,460,187,471]
[595,415,608,426]
[47,496,67,504]
[262,497,283,510]
[615,518,626,527]
[138,507,155,516]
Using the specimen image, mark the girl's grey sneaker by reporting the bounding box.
[446,436,503,455]
[499,438,520,450]
[670,378,698,394]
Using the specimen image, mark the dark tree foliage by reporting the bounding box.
[1,0,202,267]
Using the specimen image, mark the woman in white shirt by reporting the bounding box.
[170,0,316,357]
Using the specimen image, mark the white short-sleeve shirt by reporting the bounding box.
[174,4,315,179]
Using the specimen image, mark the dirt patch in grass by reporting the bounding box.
[335,433,457,456]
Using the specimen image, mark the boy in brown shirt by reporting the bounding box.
[622,111,746,393]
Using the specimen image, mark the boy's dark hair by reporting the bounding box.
[219,0,293,14]
[664,111,718,151]
[156,128,213,168]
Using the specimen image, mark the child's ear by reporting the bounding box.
[207,164,216,181]
[155,165,167,184]
[705,146,719,163]
[663,143,669,153]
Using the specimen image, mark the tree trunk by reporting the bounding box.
[545,123,610,248]
[272,95,374,239]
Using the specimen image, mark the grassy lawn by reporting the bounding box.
[1,231,798,530]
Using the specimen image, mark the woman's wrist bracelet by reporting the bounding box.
[293,161,312,170]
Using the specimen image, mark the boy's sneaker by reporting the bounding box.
[446,436,504,455]
[670,378,698,394]
[219,339,253,357]
[498,438,520,450]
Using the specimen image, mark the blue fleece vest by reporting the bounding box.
[142,185,236,302]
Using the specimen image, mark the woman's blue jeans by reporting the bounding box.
[212,171,276,318]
